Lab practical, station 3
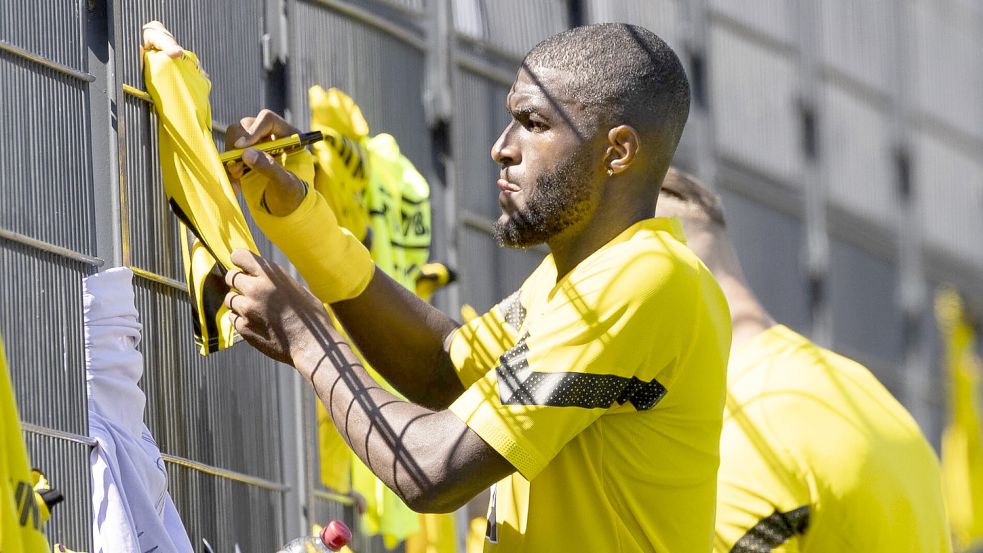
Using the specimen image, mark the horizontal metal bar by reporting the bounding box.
[122,83,153,103]
[161,453,290,492]
[456,51,515,87]
[22,422,98,448]
[311,488,354,506]
[707,10,797,55]
[0,228,103,267]
[0,39,95,82]
[303,0,426,51]
[458,210,495,234]
[455,32,523,66]
[129,265,188,292]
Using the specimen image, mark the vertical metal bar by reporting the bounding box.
[891,0,932,437]
[681,0,718,187]
[88,0,122,268]
[793,0,832,346]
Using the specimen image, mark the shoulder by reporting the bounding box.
[563,223,706,313]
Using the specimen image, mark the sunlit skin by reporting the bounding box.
[142,23,673,513]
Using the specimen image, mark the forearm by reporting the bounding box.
[331,271,465,409]
[295,327,492,513]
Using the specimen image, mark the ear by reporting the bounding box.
[605,125,641,176]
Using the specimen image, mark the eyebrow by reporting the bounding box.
[506,105,543,119]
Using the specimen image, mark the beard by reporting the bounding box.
[493,148,596,248]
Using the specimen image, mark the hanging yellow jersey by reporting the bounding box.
[938,288,983,551]
[1,335,51,552]
[309,85,370,242]
[365,133,431,290]
[143,49,259,355]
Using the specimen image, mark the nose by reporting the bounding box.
[491,121,520,167]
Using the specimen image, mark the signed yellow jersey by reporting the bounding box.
[143,49,259,355]
[715,325,951,552]
[449,218,731,552]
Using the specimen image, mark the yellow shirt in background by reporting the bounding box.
[0,336,50,552]
[716,325,951,552]
[449,218,731,552]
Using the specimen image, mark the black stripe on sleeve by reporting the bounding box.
[731,506,810,553]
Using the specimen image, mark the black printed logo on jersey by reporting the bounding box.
[495,336,668,410]
[14,479,41,530]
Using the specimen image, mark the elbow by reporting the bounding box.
[401,480,468,514]
[400,475,470,513]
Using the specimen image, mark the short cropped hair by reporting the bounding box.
[524,23,690,150]
[659,167,726,228]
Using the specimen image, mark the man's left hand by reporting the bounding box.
[223,249,333,366]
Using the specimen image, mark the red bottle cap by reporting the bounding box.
[320,520,352,552]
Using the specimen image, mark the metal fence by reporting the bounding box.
[2,0,982,551]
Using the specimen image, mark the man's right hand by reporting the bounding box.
[225,109,309,217]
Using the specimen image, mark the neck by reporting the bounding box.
[548,190,653,278]
[689,231,775,355]
[714,271,775,353]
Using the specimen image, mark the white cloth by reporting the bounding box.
[85,267,194,553]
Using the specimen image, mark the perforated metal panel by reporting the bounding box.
[585,0,684,51]
[24,432,94,549]
[0,0,86,71]
[0,239,90,433]
[456,225,498,312]
[0,52,95,255]
[916,134,983,269]
[821,84,895,227]
[116,0,266,126]
[709,0,794,45]
[470,0,569,58]
[817,0,895,92]
[165,462,285,551]
[718,188,811,333]
[911,1,983,142]
[829,239,905,384]
[454,69,510,219]
[290,1,432,167]
[710,26,802,185]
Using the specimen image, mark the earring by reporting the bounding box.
[606,168,614,176]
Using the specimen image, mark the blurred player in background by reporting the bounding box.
[656,167,951,552]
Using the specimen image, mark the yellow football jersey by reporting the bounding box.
[716,325,951,552]
[143,49,259,355]
[1,336,50,552]
[448,218,731,552]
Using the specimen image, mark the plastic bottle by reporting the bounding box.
[278,520,352,552]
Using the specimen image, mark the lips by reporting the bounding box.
[497,178,521,192]
[499,168,521,193]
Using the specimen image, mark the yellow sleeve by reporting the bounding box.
[449,248,694,480]
[715,394,812,553]
[249,180,375,304]
[447,303,517,389]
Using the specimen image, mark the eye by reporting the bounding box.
[526,119,548,132]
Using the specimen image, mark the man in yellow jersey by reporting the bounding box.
[147,23,731,552]
[655,168,952,552]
